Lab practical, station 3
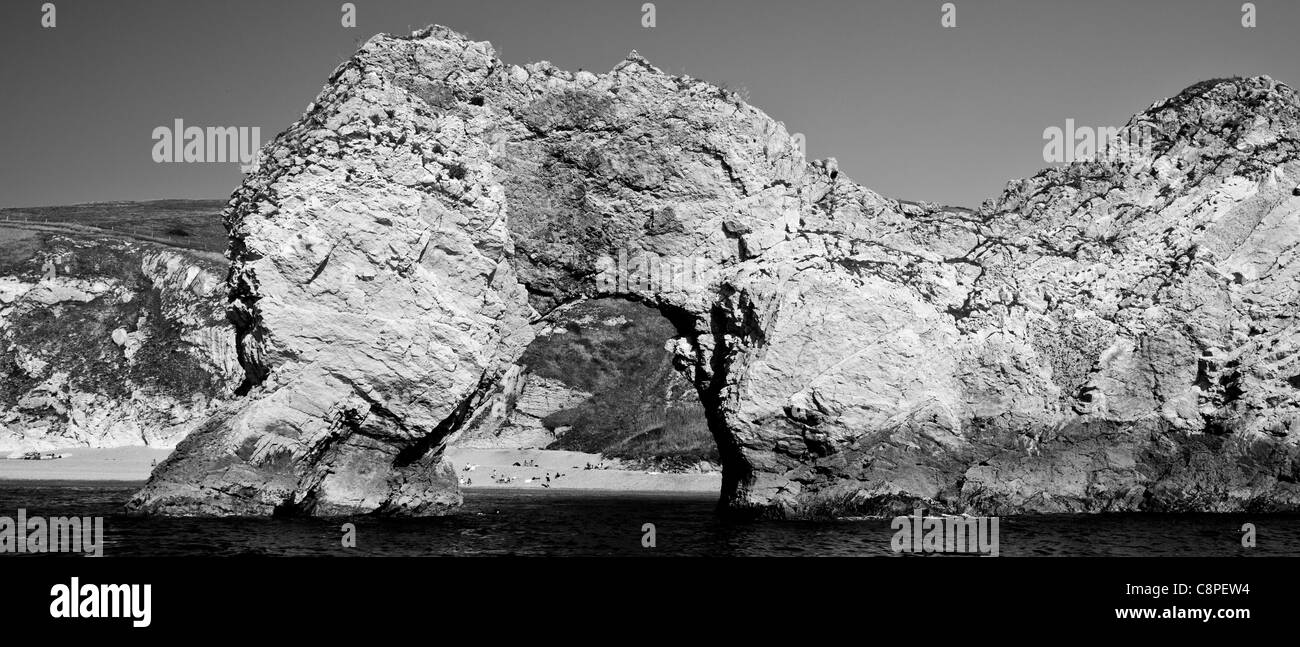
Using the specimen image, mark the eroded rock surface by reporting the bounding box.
[451,366,590,449]
[129,27,1300,517]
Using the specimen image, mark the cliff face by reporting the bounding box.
[128,26,1300,517]
[449,365,589,450]
[0,235,242,451]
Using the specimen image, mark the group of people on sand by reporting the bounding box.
[523,471,566,487]
[462,469,570,487]
[452,459,580,487]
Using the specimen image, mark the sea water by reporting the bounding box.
[0,482,1297,557]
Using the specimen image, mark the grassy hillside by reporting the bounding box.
[0,199,228,254]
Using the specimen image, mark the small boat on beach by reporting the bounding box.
[17,451,69,461]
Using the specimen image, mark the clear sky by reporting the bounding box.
[1,0,1295,208]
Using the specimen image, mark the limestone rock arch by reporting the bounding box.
[127,27,1300,518]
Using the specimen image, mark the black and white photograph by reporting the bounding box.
[0,0,1295,635]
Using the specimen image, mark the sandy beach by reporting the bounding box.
[0,446,721,493]
[0,446,172,481]
[447,448,721,493]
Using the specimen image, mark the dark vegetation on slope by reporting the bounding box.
[0,235,226,406]
[522,298,717,465]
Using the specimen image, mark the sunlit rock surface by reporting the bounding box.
[129,27,1300,517]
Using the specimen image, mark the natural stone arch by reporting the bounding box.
[128,26,817,517]
[128,27,1300,518]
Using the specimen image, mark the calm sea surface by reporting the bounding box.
[1,482,1297,557]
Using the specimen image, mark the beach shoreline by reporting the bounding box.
[448,448,720,493]
[0,447,171,482]
[0,446,722,494]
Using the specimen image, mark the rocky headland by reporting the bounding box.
[127,26,1300,518]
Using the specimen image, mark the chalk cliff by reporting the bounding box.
[1,236,241,451]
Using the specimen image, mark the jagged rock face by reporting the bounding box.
[758,78,1300,516]
[451,366,591,449]
[128,26,1300,517]
[0,237,242,451]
